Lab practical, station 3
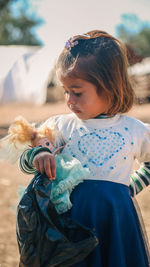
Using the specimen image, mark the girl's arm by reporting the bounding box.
[19,146,52,174]
[129,162,150,196]
[20,146,150,195]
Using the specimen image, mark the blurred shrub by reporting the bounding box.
[116,14,150,58]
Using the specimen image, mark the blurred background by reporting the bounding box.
[0,0,150,266]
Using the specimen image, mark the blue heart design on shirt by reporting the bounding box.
[78,131,125,167]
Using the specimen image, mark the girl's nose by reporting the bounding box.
[67,93,76,105]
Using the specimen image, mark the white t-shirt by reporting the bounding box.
[44,113,150,186]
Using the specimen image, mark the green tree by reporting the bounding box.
[131,28,150,57]
[116,14,150,57]
[0,0,43,46]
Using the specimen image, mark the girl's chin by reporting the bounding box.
[73,112,91,120]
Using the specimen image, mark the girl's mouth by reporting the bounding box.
[69,105,81,113]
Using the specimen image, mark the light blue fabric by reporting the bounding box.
[50,153,89,214]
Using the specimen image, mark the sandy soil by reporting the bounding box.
[0,102,150,267]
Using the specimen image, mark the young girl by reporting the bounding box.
[19,30,150,267]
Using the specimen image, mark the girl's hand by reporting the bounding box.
[33,152,56,180]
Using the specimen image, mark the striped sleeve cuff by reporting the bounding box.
[19,149,36,174]
[19,147,52,175]
[129,162,150,196]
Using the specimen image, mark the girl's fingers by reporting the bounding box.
[38,158,45,174]
[33,158,40,171]
[50,156,56,179]
[33,152,56,180]
[44,157,52,179]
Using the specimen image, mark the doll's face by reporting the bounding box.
[36,137,53,151]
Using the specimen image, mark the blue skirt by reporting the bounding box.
[64,180,150,267]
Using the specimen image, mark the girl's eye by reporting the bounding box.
[64,90,69,95]
[64,90,82,97]
[46,142,50,146]
[73,92,82,97]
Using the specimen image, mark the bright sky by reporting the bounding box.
[34,0,150,52]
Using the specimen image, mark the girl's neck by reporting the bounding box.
[94,113,114,119]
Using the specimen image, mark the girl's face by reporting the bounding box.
[60,77,109,120]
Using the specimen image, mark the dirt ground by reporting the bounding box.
[0,102,150,267]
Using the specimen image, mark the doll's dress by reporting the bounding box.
[50,153,89,214]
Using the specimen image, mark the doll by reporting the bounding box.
[0,116,89,214]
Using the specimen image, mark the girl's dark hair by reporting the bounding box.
[56,30,135,115]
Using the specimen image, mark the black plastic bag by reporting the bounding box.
[16,173,98,267]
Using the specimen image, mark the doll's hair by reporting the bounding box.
[8,116,55,147]
[56,30,135,115]
[0,116,56,163]
[0,116,63,164]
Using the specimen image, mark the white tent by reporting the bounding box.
[0,45,61,105]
